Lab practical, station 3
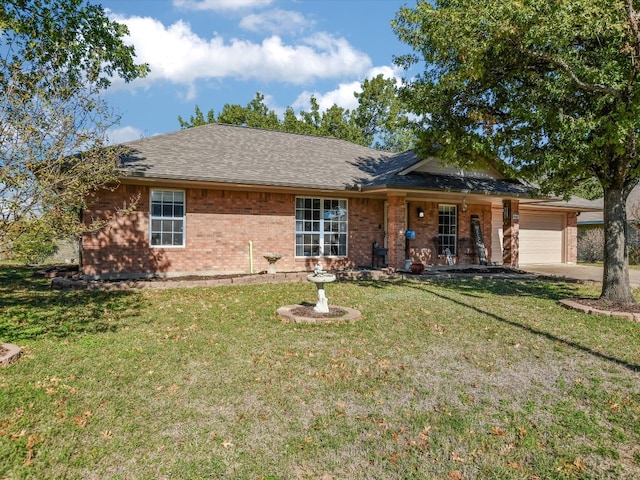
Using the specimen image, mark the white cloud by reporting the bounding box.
[240,9,310,35]
[292,66,403,113]
[173,0,272,12]
[106,126,145,144]
[112,14,371,92]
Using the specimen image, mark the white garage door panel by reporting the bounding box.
[519,213,564,264]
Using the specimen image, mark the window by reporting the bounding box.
[438,205,457,256]
[150,189,185,247]
[295,197,348,257]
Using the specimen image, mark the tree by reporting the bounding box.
[393,0,640,303]
[0,0,148,253]
[177,105,215,129]
[10,218,59,264]
[178,80,417,151]
[352,74,416,152]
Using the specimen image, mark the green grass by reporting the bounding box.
[1,266,640,479]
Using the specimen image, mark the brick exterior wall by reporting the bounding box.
[503,199,520,267]
[82,183,576,278]
[386,194,407,270]
[82,184,385,278]
[406,201,493,266]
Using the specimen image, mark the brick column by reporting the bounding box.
[386,194,407,271]
[566,212,577,264]
[502,199,520,267]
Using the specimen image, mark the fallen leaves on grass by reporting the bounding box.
[559,458,586,473]
[72,411,92,428]
[23,434,41,466]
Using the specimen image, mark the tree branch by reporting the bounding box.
[625,0,640,63]
[517,46,622,98]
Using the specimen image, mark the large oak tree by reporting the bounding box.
[0,0,148,253]
[393,0,640,303]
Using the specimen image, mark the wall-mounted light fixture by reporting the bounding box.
[417,207,425,218]
[462,197,467,213]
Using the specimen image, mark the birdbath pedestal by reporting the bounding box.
[263,253,283,274]
[307,262,336,313]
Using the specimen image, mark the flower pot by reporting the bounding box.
[410,263,424,274]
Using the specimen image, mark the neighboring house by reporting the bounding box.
[578,186,640,248]
[81,123,600,279]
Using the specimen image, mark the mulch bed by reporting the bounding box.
[289,305,348,319]
[571,298,640,314]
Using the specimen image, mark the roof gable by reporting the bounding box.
[399,157,505,180]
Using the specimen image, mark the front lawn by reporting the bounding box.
[1,267,639,479]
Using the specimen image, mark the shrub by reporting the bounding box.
[11,226,59,265]
[578,228,604,263]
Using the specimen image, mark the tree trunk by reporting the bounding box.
[601,185,636,303]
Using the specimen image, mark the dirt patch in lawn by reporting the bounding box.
[277,304,362,324]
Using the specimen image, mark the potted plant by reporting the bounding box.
[410,262,425,274]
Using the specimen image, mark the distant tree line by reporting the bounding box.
[177,75,417,153]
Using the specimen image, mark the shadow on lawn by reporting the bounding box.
[0,266,144,342]
[408,279,640,373]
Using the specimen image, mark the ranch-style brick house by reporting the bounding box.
[81,123,599,279]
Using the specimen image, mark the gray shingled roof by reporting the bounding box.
[578,187,639,224]
[120,123,405,191]
[118,123,584,205]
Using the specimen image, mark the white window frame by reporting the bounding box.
[438,204,457,256]
[295,197,348,257]
[149,189,186,248]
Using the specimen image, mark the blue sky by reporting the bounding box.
[100,0,416,144]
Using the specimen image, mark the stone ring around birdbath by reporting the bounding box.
[276,261,362,324]
[263,253,283,274]
[0,343,22,366]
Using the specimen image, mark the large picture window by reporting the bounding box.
[295,197,348,257]
[438,204,457,256]
[150,189,185,247]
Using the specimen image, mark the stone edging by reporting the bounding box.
[277,305,362,324]
[559,299,640,322]
[0,343,22,366]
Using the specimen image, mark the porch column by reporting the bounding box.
[502,199,520,267]
[386,194,407,271]
[566,212,577,264]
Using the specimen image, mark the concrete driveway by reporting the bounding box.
[519,264,640,288]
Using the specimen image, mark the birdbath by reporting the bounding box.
[263,253,283,274]
[306,261,336,313]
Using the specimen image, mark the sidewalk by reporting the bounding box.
[519,264,640,288]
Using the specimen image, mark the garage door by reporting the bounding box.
[518,213,564,264]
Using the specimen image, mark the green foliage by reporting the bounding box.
[177,75,416,151]
[392,0,640,301]
[0,0,149,252]
[10,221,59,264]
[352,74,416,152]
[570,177,604,201]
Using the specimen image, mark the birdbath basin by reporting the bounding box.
[307,267,336,314]
[263,253,282,274]
[306,273,336,284]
